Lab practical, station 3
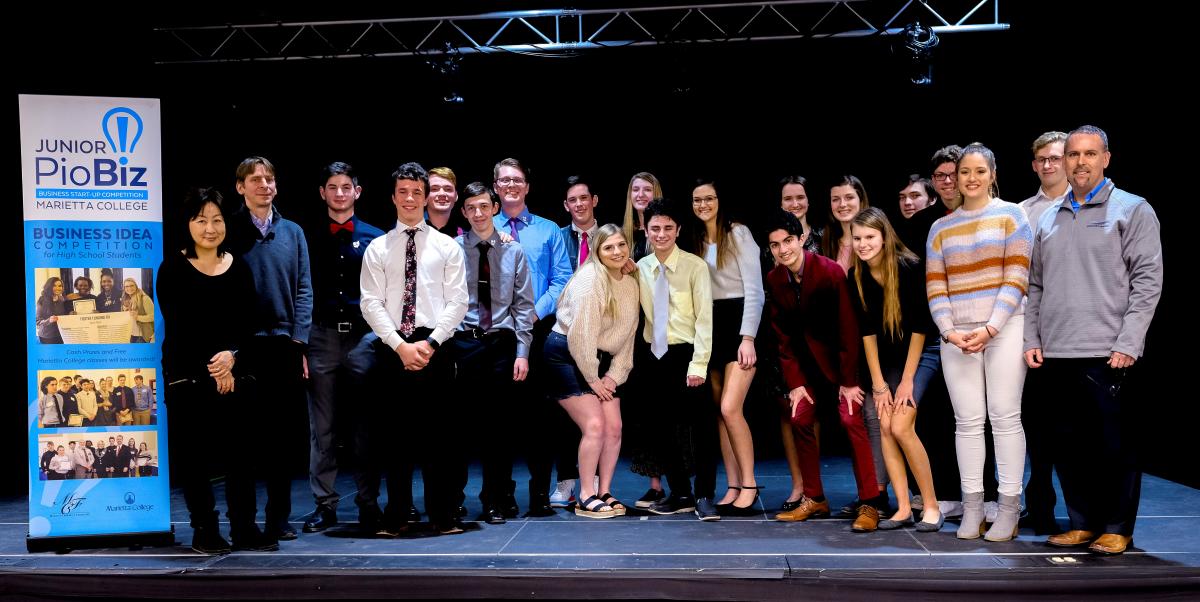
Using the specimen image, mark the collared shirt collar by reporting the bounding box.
[1067,177,1112,211]
[655,246,681,273]
[1036,187,1069,203]
[571,221,598,236]
[463,228,501,247]
[250,206,276,236]
[505,207,534,226]
[396,219,427,234]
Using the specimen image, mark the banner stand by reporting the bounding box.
[27,528,175,553]
[21,95,172,552]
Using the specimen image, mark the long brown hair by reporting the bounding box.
[688,178,735,269]
[821,175,871,259]
[850,207,917,341]
[622,172,662,245]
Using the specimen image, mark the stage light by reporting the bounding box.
[902,22,939,86]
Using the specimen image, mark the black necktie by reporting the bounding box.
[477,241,492,331]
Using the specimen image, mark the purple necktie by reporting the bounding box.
[508,218,520,242]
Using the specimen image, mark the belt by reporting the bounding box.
[454,327,513,341]
[316,318,366,333]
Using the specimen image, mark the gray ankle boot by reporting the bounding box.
[956,491,986,539]
[984,494,1021,542]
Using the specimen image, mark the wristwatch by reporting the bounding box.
[425,336,440,350]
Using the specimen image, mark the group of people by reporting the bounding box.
[160,124,1161,560]
[37,373,155,428]
[39,435,156,480]
[34,269,156,344]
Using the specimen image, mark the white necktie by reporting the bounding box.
[652,261,669,359]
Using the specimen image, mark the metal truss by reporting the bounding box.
[153,1,1008,63]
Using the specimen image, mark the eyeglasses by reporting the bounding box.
[496,177,526,186]
[932,172,956,182]
[1035,156,1063,166]
[692,195,717,205]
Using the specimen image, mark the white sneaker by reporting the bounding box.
[911,495,924,511]
[984,501,999,523]
[938,500,964,518]
[550,479,577,508]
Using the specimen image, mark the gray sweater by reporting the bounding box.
[1024,180,1162,358]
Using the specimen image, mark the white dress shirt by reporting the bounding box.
[360,220,468,350]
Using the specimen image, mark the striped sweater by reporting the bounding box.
[925,198,1033,336]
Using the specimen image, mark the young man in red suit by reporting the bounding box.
[764,210,884,532]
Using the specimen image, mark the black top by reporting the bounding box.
[848,259,936,369]
[896,200,949,261]
[156,252,258,381]
[303,214,386,328]
[95,289,123,312]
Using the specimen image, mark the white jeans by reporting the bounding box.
[940,315,1027,497]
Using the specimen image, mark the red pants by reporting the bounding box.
[789,379,877,501]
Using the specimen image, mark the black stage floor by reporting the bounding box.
[2,458,1198,600]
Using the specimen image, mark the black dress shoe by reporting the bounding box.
[358,506,383,535]
[523,493,556,518]
[302,506,338,533]
[406,504,423,523]
[231,526,280,552]
[191,526,232,555]
[265,521,297,542]
[456,505,469,519]
[476,506,507,525]
[375,518,410,538]
[500,494,520,519]
[780,498,803,512]
[435,519,466,535]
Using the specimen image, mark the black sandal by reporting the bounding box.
[599,493,626,516]
[574,495,615,519]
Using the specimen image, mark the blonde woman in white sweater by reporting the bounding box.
[545,224,641,519]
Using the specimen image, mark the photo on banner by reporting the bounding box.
[33,367,158,429]
[20,94,170,547]
[37,431,160,480]
[33,267,156,344]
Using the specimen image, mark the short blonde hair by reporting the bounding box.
[428,166,457,186]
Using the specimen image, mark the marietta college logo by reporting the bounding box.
[107,490,154,513]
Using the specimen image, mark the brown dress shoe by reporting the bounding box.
[1089,534,1132,555]
[851,504,879,532]
[1046,530,1097,547]
[774,497,831,522]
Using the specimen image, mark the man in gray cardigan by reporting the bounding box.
[1024,125,1163,556]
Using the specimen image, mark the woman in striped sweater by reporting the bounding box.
[925,143,1033,542]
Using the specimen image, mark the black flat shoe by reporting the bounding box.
[714,486,741,514]
[780,498,803,512]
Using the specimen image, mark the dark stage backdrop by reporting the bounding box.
[4,2,1191,494]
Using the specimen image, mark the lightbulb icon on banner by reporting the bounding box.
[100,107,144,166]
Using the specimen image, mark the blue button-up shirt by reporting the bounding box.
[132,385,152,411]
[494,207,572,319]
